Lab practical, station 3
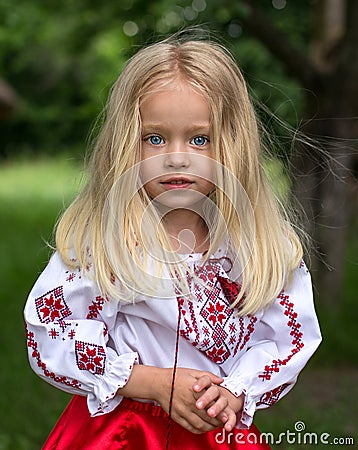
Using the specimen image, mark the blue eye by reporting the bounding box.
[147,135,164,145]
[191,136,208,147]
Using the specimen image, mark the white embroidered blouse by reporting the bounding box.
[24,248,321,429]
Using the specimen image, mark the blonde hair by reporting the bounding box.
[56,36,303,315]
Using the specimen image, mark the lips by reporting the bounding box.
[160,177,194,189]
[164,180,189,185]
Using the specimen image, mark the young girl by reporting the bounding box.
[24,35,321,449]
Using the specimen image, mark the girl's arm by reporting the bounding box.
[218,262,322,429]
[24,251,233,432]
[24,251,138,417]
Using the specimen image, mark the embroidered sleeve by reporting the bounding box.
[220,262,322,429]
[24,252,138,417]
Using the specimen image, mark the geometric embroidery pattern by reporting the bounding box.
[48,328,59,339]
[35,286,71,324]
[201,298,231,327]
[258,291,304,381]
[65,271,77,282]
[75,340,106,375]
[177,258,257,365]
[256,383,290,407]
[86,296,106,320]
[25,324,81,389]
[217,275,244,307]
[65,265,82,283]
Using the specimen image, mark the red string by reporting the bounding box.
[165,298,182,450]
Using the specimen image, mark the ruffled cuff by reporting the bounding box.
[220,377,257,429]
[87,351,139,416]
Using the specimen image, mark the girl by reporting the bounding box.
[24,35,321,449]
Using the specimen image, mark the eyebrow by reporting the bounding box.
[141,123,211,132]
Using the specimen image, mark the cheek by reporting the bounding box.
[142,181,156,199]
[196,158,216,184]
[203,160,217,194]
[139,157,160,185]
[200,180,215,197]
[139,157,163,199]
[139,153,170,185]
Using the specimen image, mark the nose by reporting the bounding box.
[164,145,190,169]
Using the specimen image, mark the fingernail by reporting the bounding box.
[196,400,203,408]
[193,384,200,391]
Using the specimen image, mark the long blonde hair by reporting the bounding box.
[56,36,303,315]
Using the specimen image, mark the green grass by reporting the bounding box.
[0,156,356,449]
[0,157,81,449]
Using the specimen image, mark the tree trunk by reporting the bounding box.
[0,79,17,120]
[237,0,358,308]
[298,83,355,308]
[299,0,358,307]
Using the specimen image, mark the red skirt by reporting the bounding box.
[43,395,271,449]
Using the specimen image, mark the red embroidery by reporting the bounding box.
[35,287,71,324]
[86,296,106,319]
[48,328,59,339]
[256,383,290,407]
[26,325,81,389]
[203,299,229,326]
[57,320,71,333]
[65,266,82,282]
[232,315,258,355]
[177,259,257,365]
[207,345,230,363]
[75,341,106,375]
[178,296,199,343]
[217,275,245,307]
[258,291,304,381]
[68,329,76,339]
[65,272,76,282]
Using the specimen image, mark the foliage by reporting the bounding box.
[0,0,310,157]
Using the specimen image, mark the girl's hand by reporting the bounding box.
[156,367,226,434]
[193,375,244,432]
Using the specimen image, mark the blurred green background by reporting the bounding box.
[0,1,357,449]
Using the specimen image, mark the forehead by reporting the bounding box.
[140,79,210,123]
[141,76,207,105]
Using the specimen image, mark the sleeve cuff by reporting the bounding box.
[220,378,257,429]
[88,351,139,416]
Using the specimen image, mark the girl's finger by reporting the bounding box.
[204,372,224,384]
[177,411,219,434]
[222,408,237,432]
[206,395,229,417]
[191,409,223,430]
[195,385,221,409]
[193,374,213,393]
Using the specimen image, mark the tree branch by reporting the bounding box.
[235,0,318,87]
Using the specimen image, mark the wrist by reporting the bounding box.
[220,386,244,413]
[117,365,166,402]
[152,367,172,406]
[231,393,244,413]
